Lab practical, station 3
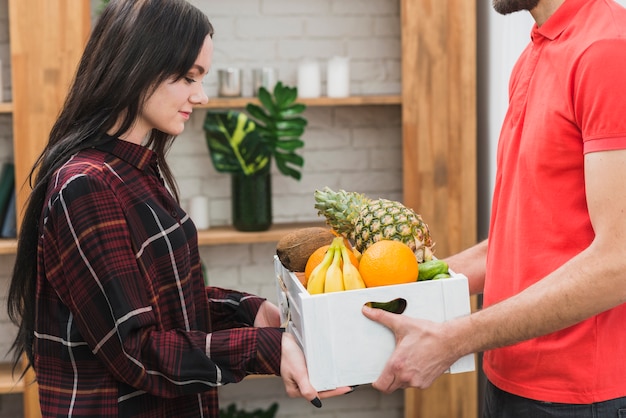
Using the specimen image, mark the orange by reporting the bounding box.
[304,243,359,283]
[358,240,418,287]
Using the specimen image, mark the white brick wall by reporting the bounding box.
[0,0,404,416]
[187,0,401,97]
[173,105,403,226]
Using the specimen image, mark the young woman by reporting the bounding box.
[7,1,344,416]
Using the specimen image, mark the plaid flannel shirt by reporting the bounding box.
[34,136,282,417]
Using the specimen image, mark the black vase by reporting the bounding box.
[231,170,272,231]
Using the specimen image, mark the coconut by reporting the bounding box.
[276,227,336,272]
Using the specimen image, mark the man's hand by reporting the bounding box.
[362,305,459,393]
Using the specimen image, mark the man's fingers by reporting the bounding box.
[372,371,398,394]
[362,305,401,331]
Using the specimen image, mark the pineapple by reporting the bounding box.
[314,187,434,262]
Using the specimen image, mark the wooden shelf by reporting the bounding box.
[0,222,327,255]
[0,102,13,114]
[0,363,24,394]
[197,94,401,109]
[0,239,17,255]
[197,221,326,246]
[0,96,401,114]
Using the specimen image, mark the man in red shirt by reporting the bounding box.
[364,0,626,415]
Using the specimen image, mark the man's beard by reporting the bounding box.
[492,0,540,15]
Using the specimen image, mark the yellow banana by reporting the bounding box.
[351,246,362,261]
[324,241,344,293]
[340,245,366,290]
[306,245,335,294]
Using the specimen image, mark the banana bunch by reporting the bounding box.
[307,237,366,294]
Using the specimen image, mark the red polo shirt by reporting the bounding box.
[484,0,626,403]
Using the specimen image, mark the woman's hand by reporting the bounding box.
[254,301,280,327]
[279,333,353,408]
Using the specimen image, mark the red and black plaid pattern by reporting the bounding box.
[34,136,282,417]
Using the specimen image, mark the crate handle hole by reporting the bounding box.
[364,298,407,314]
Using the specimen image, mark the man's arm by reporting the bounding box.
[364,148,626,393]
[444,238,488,295]
[453,149,626,350]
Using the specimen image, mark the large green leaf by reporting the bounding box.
[274,139,305,151]
[245,104,273,126]
[202,83,307,181]
[273,84,298,108]
[278,103,307,117]
[244,82,307,180]
[274,152,304,180]
[203,111,271,175]
[257,87,278,117]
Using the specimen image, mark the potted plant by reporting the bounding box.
[203,82,307,231]
[97,0,110,15]
[219,402,279,418]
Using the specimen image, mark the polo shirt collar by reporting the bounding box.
[532,0,591,41]
[97,134,158,172]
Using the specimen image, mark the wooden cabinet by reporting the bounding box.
[3,1,92,416]
[401,0,478,416]
[2,0,477,416]
[9,0,92,218]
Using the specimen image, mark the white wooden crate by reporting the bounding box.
[274,255,475,391]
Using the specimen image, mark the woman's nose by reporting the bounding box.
[189,83,209,104]
[191,84,209,105]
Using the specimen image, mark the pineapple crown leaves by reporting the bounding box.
[314,187,435,261]
[203,82,307,180]
[203,111,271,176]
[313,187,370,235]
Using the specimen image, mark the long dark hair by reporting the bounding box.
[7,0,213,371]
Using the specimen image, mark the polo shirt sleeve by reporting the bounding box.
[575,38,626,153]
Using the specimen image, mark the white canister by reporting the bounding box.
[297,59,321,98]
[327,56,350,98]
[189,195,210,230]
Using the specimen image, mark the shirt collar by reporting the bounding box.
[96,134,158,172]
[532,0,592,42]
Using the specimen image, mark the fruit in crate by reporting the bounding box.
[275,226,336,272]
[304,243,359,285]
[306,237,366,294]
[418,259,451,281]
[314,187,434,263]
[358,240,418,287]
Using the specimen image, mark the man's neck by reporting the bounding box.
[532,0,566,26]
